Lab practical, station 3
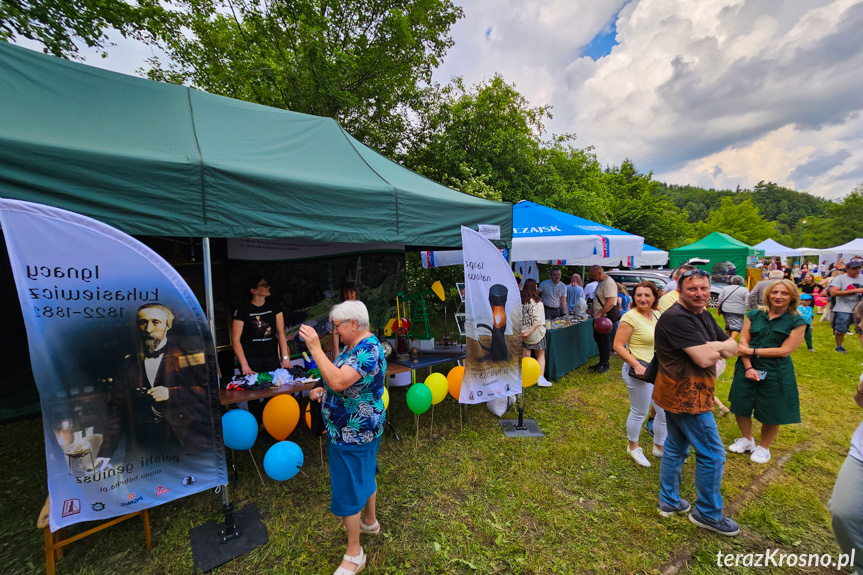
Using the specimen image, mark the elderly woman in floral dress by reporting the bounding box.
[300,300,386,575]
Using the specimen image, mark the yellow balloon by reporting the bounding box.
[447,366,464,400]
[425,372,448,405]
[263,395,300,440]
[382,386,390,410]
[522,357,541,388]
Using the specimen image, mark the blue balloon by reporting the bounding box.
[264,441,304,481]
[221,409,258,450]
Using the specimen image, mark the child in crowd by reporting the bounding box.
[800,293,816,352]
[617,283,631,313]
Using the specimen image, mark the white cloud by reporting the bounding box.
[437,0,863,199]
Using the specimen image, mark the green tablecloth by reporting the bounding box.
[544,320,599,381]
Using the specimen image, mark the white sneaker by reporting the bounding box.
[627,446,651,467]
[728,437,757,454]
[536,376,552,388]
[652,445,663,458]
[750,445,771,463]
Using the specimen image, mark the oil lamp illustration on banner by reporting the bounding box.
[476,284,509,362]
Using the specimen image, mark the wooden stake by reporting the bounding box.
[248,450,265,486]
[430,404,434,440]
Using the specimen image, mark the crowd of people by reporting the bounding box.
[526,259,863,553]
[229,258,862,573]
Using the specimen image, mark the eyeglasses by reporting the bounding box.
[680,269,710,280]
[332,321,351,329]
[257,282,270,288]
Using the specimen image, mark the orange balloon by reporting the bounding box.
[447,366,464,400]
[263,395,300,440]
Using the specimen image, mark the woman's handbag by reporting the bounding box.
[627,359,652,381]
[641,356,659,384]
[309,382,326,436]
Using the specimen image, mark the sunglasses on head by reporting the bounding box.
[680,269,710,279]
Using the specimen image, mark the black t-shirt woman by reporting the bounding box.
[232,276,290,375]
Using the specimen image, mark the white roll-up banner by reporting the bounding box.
[459,226,522,404]
[0,199,227,530]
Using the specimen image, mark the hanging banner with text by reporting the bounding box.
[0,199,227,530]
[460,226,522,404]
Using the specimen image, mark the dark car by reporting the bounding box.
[607,270,673,294]
[609,269,728,308]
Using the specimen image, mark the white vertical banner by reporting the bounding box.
[460,226,522,404]
[0,199,227,530]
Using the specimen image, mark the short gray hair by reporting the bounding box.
[329,300,370,330]
[731,275,745,286]
[768,270,783,280]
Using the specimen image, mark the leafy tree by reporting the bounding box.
[827,187,863,244]
[603,159,690,250]
[145,0,462,155]
[1,0,162,59]
[404,75,607,220]
[691,197,776,246]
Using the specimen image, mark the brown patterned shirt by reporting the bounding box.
[652,302,729,414]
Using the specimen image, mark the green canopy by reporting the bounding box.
[669,232,764,274]
[0,42,510,248]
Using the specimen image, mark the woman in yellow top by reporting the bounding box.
[614,281,665,467]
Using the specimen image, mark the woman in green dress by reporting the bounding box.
[727,279,807,464]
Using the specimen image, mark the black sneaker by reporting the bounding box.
[658,498,690,518]
[594,365,609,374]
[646,417,655,437]
[836,346,848,353]
[689,508,740,536]
[588,363,602,371]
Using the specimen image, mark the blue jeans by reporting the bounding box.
[660,411,727,522]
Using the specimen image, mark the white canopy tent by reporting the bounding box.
[824,238,863,257]
[820,238,863,270]
[752,238,801,257]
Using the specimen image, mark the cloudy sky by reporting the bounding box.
[13,0,863,199]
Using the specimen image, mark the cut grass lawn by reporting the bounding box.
[1,314,861,574]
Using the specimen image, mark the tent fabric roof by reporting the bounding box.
[632,244,669,267]
[825,239,863,256]
[671,232,757,254]
[0,42,511,248]
[752,238,801,257]
[669,232,764,272]
[510,201,643,263]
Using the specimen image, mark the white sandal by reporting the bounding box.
[360,518,380,535]
[333,548,366,575]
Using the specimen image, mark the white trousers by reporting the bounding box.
[621,364,667,446]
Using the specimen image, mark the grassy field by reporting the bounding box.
[1,314,861,574]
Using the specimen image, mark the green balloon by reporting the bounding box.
[406,383,433,415]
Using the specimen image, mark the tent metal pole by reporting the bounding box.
[203,237,239,540]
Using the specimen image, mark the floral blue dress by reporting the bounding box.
[322,334,386,445]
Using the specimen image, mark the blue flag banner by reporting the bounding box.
[0,199,227,530]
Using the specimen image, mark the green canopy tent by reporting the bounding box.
[0,42,510,247]
[669,232,764,275]
[0,42,512,423]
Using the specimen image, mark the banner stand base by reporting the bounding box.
[499,418,544,437]
[190,505,268,572]
[499,398,544,438]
